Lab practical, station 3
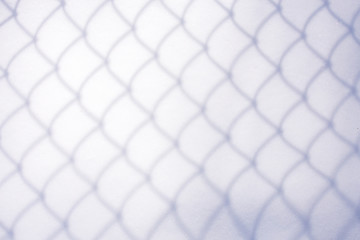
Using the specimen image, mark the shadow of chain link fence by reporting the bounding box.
[0,0,360,239]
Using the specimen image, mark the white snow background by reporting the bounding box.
[0,0,360,239]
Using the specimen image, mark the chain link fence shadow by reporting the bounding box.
[0,0,360,239]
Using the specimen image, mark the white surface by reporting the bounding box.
[0,0,360,239]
